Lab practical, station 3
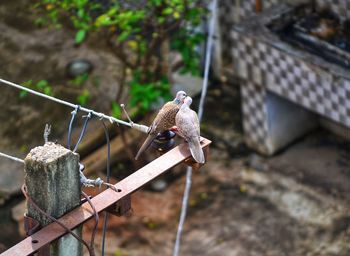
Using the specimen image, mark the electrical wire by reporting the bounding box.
[68,105,80,150]
[22,184,95,255]
[73,112,92,152]
[100,120,111,256]
[0,78,149,133]
[0,151,24,164]
[81,191,99,256]
[173,0,217,255]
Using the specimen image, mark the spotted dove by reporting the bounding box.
[135,91,187,160]
[175,96,205,164]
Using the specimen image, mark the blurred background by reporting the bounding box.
[1,0,350,255]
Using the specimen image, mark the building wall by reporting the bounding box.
[216,0,350,78]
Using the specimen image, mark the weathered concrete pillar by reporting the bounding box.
[24,142,82,256]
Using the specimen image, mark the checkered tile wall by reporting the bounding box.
[232,30,350,128]
[241,81,270,153]
[221,0,350,153]
[219,0,350,68]
[218,0,285,67]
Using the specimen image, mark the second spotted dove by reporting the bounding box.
[175,96,205,164]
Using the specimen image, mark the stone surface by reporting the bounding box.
[24,142,80,225]
[24,142,82,255]
[0,155,24,203]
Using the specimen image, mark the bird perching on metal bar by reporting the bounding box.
[135,91,187,160]
[174,96,205,164]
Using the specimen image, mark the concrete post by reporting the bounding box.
[24,142,82,256]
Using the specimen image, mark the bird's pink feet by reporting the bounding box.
[169,126,178,132]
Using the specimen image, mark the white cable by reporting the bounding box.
[173,165,192,256]
[0,78,149,133]
[197,0,217,122]
[0,151,24,164]
[173,0,217,255]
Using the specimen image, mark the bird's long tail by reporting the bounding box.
[135,134,156,160]
[188,138,205,164]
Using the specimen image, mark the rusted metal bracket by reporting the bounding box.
[24,215,50,256]
[2,138,211,256]
[106,195,132,217]
[24,214,40,236]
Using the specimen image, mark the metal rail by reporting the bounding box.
[2,138,211,256]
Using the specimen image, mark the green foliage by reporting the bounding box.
[21,79,53,98]
[21,78,92,106]
[34,0,206,115]
[76,89,90,105]
[129,72,172,115]
[111,102,121,119]
[172,29,205,76]
[75,29,86,44]
[113,249,128,256]
[69,73,89,87]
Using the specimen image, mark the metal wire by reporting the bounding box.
[81,191,99,256]
[197,0,217,122]
[21,184,95,255]
[100,120,111,256]
[68,106,80,150]
[73,112,92,152]
[173,0,217,255]
[0,151,24,164]
[173,165,193,256]
[0,78,149,133]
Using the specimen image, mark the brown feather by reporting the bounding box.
[135,134,156,160]
[135,101,180,159]
[149,101,180,134]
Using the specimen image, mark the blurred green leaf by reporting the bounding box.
[75,29,86,44]
[19,90,28,98]
[117,30,130,43]
[70,73,89,87]
[22,80,33,87]
[77,89,90,105]
[162,7,173,15]
[36,80,48,89]
[43,86,53,96]
[111,102,122,119]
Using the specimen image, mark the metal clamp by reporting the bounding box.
[24,214,41,236]
[106,195,132,217]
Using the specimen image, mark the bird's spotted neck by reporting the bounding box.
[174,99,181,104]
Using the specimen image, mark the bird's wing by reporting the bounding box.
[150,101,179,134]
[176,109,204,163]
[135,101,179,160]
[176,109,200,139]
[191,110,200,137]
[135,133,156,160]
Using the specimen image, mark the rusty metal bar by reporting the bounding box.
[2,138,211,256]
